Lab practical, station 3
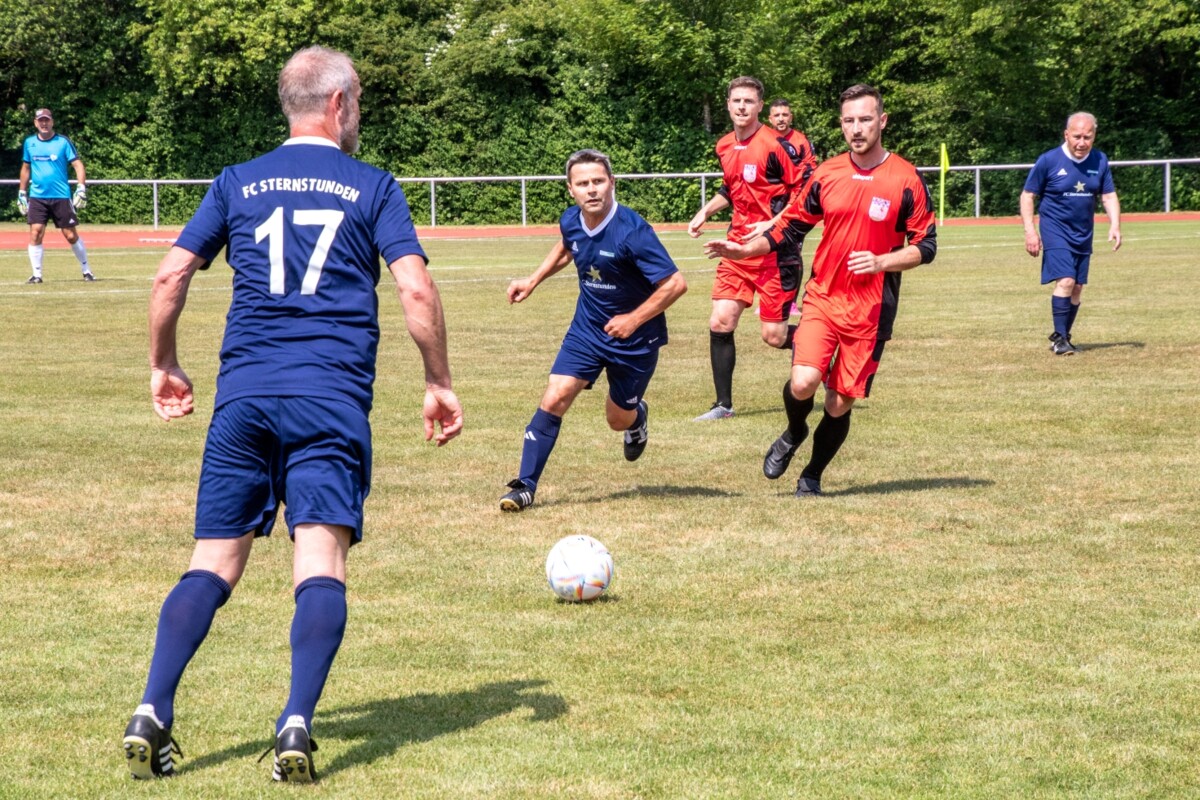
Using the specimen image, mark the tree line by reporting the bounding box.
[2,0,1197,225]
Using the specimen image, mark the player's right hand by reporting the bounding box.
[687,211,707,238]
[507,278,534,304]
[151,366,194,421]
[423,387,463,446]
[1023,230,1041,257]
[704,239,743,260]
[17,190,28,216]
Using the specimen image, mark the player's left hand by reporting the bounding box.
[423,387,463,446]
[1109,226,1122,252]
[603,313,638,340]
[72,185,87,210]
[846,250,885,275]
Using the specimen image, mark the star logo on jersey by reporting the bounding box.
[587,266,602,281]
[1074,181,1085,192]
[868,196,891,222]
[743,164,757,182]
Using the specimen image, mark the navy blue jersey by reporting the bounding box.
[175,137,426,413]
[1024,145,1115,254]
[560,203,678,357]
[22,134,80,199]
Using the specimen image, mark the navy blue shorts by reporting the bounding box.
[550,330,660,411]
[194,396,371,543]
[1041,249,1090,285]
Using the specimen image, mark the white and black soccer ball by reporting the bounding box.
[545,534,614,602]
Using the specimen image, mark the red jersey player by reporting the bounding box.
[705,84,936,497]
[688,76,812,421]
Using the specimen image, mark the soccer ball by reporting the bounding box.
[545,535,614,602]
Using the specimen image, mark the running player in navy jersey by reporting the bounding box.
[18,107,92,282]
[121,46,462,783]
[499,149,687,512]
[1020,112,1121,355]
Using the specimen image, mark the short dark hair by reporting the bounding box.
[727,76,764,101]
[565,149,613,180]
[769,98,791,111]
[839,83,883,113]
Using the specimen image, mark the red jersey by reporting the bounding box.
[714,124,804,269]
[768,151,936,340]
[780,128,818,196]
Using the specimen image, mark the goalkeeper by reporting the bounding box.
[18,107,94,283]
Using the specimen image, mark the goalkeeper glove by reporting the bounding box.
[17,190,28,215]
[72,185,87,210]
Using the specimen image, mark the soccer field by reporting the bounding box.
[1,221,1198,798]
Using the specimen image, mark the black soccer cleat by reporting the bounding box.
[123,704,182,779]
[500,479,535,512]
[623,401,649,462]
[25,275,42,284]
[795,476,823,497]
[763,426,805,480]
[265,715,318,783]
[1048,332,1076,356]
[82,271,96,282]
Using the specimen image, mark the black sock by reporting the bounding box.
[779,324,797,350]
[710,330,735,409]
[802,409,852,481]
[782,381,814,442]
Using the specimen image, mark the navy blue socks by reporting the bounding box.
[518,407,562,490]
[1051,295,1071,337]
[277,576,347,734]
[141,569,232,728]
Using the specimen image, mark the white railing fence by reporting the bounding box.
[2,159,1197,229]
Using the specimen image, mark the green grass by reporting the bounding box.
[1,220,1199,798]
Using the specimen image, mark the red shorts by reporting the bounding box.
[792,305,885,398]
[712,253,799,323]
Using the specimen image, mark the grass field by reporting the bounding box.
[1,220,1199,798]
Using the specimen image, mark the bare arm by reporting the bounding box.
[704,233,771,261]
[149,246,205,421]
[507,239,573,303]
[688,192,731,238]
[846,244,925,275]
[1101,191,1121,251]
[387,253,463,446]
[71,159,86,186]
[1019,190,1041,257]
[604,271,688,340]
[18,163,29,193]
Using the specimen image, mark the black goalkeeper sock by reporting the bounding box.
[710,330,735,409]
[802,409,852,482]
[782,381,814,442]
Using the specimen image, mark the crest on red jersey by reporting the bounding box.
[868,196,891,221]
[743,164,757,182]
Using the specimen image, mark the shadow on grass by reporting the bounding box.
[599,485,742,501]
[183,679,566,778]
[1073,341,1145,352]
[827,476,993,497]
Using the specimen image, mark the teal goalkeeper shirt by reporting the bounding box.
[22,134,80,199]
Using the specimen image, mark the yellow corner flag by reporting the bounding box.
[938,143,949,226]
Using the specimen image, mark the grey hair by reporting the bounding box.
[565,149,613,180]
[278,46,357,124]
[1066,111,1097,131]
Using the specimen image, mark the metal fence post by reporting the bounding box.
[430,180,436,227]
[521,178,527,227]
[974,169,981,218]
[153,181,159,230]
[700,175,707,210]
[1165,162,1172,213]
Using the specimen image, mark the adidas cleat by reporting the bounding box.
[500,479,535,512]
[123,704,181,779]
[623,401,649,462]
